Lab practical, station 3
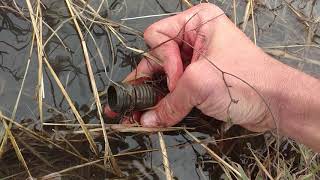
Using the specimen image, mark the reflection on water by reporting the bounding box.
[0,0,319,179]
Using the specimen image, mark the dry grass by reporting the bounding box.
[0,0,319,179]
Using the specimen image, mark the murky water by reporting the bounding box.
[0,0,319,179]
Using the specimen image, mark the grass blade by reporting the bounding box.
[184,129,242,178]
[158,132,173,180]
[0,112,32,178]
[43,57,99,155]
[64,0,122,175]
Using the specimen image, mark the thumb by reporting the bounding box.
[140,64,201,127]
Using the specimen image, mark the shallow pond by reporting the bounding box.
[0,0,319,179]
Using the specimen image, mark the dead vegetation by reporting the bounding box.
[0,0,319,179]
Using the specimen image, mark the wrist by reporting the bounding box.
[272,62,320,150]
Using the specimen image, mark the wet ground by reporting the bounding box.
[0,0,319,179]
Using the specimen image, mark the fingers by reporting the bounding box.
[125,15,186,90]
[161,42,184,91]
[140,62,203,127]
[122,4,227,127]
[140,88,193,127]
[124,57,162,83]
[125,42,184,91]
[144,30,184,91]
[127,4,225,91]
[141,9,198,90]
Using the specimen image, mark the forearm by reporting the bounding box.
[275,64,320,151]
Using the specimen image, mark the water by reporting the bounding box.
[0,0,319,179]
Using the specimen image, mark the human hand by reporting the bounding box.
[117,3,298,132]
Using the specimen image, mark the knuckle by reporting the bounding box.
[197,3,222,13]
[144,24,158,41]
[193,3,224,21]
[197,2,215,9]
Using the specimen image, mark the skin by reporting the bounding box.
[110,4,320,151]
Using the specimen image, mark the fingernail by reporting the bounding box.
[141,111,159,127]
[167,77,172,91]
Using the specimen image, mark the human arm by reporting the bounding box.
[120,3,320,151]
